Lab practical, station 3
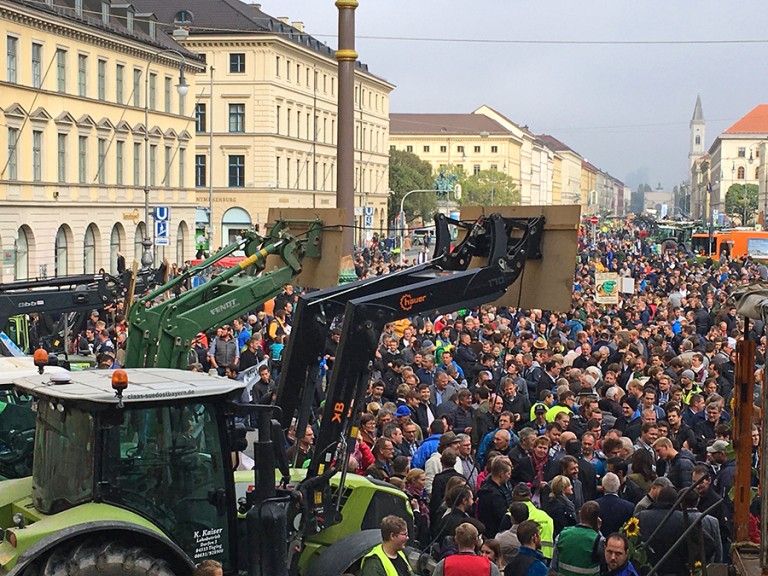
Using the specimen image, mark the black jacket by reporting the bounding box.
[545,494,577,536]
[666,449,696,489]
[477,477,513,537]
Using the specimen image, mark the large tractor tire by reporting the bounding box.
[26,541,177,576]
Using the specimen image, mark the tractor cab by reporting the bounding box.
[6,368,245,573]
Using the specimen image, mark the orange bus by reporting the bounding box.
[690,229,768,260]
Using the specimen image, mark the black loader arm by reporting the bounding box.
[0,274,124,332]
[296,212,544,535]
[274,212,464,450]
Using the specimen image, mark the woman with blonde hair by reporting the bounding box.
[545,475,577,536]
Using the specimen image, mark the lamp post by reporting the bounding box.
[142,49,189,268]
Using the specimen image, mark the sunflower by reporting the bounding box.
[694,561,702,568]
[623,516,640,538]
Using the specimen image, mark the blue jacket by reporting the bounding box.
[517,546,548,576]
[605,561,640,576]
[412,433,441,470]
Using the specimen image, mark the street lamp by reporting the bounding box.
[142,49,189,268]
[399,186,461,265]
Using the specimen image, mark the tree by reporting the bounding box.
[457,169,520,206]
[724,183,759,225]
[388,149,435,228]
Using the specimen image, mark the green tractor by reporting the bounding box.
[0,368,411,576]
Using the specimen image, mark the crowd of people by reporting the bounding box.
[67,220,768,576]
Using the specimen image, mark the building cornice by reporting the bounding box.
[0,2,205,72]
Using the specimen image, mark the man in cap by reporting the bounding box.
[613,396,641,443]
[708,439,735,528]
[511,482,555,560]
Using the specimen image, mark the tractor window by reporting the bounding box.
[32,402,94,513]
[101,402,231,568]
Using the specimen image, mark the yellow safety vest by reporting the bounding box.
[361,544,410,576]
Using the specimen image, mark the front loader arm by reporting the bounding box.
[297,213,544,535]
[125,220,320,369]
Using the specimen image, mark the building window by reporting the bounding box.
[287,108,291,136]
[473,164,481,176]
[133,143,141,185]
[116,140,124,185]
[491,164,498,171]
[56,49,66,92]
[738,147,746,158]
[58,133,67,183]
[195,154,206,187]
[457,145,464,153]
[230,53,245,73]
[55,226,68,276]
[178,148,185,188]
[195,103,206,133]
[275,55,281,77]
[695,135,700,145]
[474,146,481,153]
[163,146,172,186]
[7,36,17,83]
[456,164,463,171]
[276,105,281,134]
[149,73,156,110]
[78,54,87,97]
[440,145,447,153]
[149,144,157,185]
[276,156,280,187]
[32,43,42,88]
[7,128,18,179]
[423,145,430,153]
[228,155,245,187]
[14,227,28,281]
[97,59,106,100]
[491,145,498,153]
[78,136,87,183]
[287,59,291,81]
[229,103,245,133]
[97,138,107,184]
[133,69,141,106]
[32,130,42,181]
[406,145,413,152]
[84,225,96,274]
[738,166,745,179]
[74,0,82,16]
[116,64,124,103]
[164,76,171,113]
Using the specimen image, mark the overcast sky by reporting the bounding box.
[279,1,767,191]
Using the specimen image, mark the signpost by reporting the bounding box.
[154,206,170,247]
[589,215,599,225]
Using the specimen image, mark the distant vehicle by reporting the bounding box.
[691,229,768,260]
[410,227,431,245]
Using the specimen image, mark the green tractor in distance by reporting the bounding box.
[0,368,411,576]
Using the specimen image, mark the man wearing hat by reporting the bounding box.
[613,396,641,443]
[424,432,462,496]
[678,369,701,405]
[708,439,735,521]
[511,483,555,560]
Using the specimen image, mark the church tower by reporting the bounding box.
[689,95,705,170]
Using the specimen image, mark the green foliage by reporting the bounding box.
[388,149,435,227]
[724,183,759,224]
[457,169,520,206]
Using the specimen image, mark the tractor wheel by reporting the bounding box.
[25,540,177,576]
